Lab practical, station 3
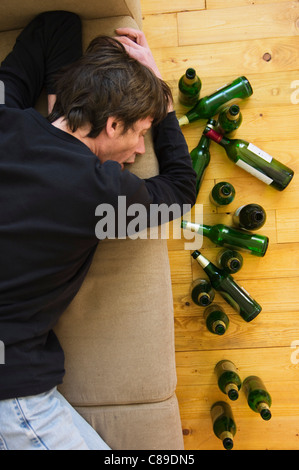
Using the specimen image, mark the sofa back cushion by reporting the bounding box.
[0,0,139,31]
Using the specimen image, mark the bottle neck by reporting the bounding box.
[182,221,210,237]
[197,134,210,151]
[204,128,230,146]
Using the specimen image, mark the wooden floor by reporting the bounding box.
[140,0,299,450]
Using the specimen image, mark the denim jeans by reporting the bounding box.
[0,387,111,450]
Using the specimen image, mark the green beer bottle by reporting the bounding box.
[190,134,211,196]
[233,203,266,231]
[243,376,272,421]
[181,220,269,257]
[203,125,294,191]
[191,278,215,306]
[178,68,202,107]
[210,182,236,206]
[216,249,243,274]
[191,250,262,322]
[216,104,242,136]
[204,304,229,335]
[210,401,237,450]
[178,76,253,127]
[215,360,242,401]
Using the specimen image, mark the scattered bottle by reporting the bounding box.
[191,278,215,306]
[210,182,236,206]
[191,250,262,322]
[216,104,242,136]
[216,249,243,274]
[233,203,266,231]
[215,360,242,401]
[178,76,253,127]
[210,401,237,450]
[243,376,272,421]
[178,68,202,107]
[181,220,269,257]
[190,134,211,196]
[204,304,229,335]
[203,124,294,191]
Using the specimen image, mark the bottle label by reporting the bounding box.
[236,159,273,185]
[196,253,210,269]
[234,205,245,217]
[217,360,236,373]
[247,143,273,163]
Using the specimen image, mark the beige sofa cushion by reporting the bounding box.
[0,0,142,31]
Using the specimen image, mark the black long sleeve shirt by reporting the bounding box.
[0,12,196,400]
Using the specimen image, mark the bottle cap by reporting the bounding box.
[186,68,196,79]
[228,104,240,116]
[191,250,201,259]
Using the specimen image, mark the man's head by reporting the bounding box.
[48,36,172,166]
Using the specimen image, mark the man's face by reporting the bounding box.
[98,117,153,169]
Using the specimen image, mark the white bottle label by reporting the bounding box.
[236,159,273,185]
[247,143,273,163]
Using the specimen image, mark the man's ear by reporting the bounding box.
[106,116,122,138]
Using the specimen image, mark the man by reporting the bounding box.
[0,12,196,450]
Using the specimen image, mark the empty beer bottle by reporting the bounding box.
[233,203,266,231]
[204,304,229,335]
[191,279,215,306]
[178,68,202,107]
[210,401,237,450]
[190,134,211,195]
[216,104,242,136]
[216,249,243,274]
[181,220,269,257]
[178,76,253,127]
[210,182,236,206]
[215,360,242,401]
[243,376,272,421]
[191,250,262,322]
[203,124,294,191]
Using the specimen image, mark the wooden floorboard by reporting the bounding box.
[141,0,299,450]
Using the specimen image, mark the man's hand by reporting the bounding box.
[115,28,173,112]
[115,28,163,79]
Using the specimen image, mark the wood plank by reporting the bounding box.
[142,13,178,48]
[178,3,299,46]
[153,37,299,81]
[207,0,293,9]
[175,311,299,350]
[276,208,299,243]
[141,0,205,15]
[175,347,299,385]
[172,277,299,316]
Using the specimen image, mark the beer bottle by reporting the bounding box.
[191,250,262,322]
[204,304,229,335]
[215,360,242,401]
[216,249,243,274]
[191,279,215,306]
[233,203,266,231]
[178,68,202,107]
[211,401,237,450]
[178,76,253,126]
[243,376,272,421]
[210,182,236,206]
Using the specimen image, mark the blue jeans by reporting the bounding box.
[0,387,111,450]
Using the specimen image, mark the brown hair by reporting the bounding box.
[48,36,172,137]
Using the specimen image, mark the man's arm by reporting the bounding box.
[0,11,82,110]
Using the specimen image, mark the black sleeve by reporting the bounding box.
[0,11,82,109]
[147,110,197,208]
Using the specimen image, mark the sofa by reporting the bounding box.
[0,0,184,450]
